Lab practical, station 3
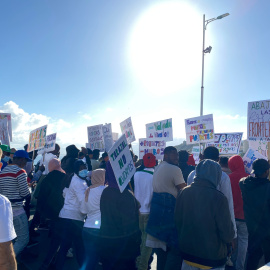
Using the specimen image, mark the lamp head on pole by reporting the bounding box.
[216,13,230,20]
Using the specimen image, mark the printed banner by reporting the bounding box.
[103,123,114,152]
[146,118,173,142]
[185,114,214,145]
[0,118,10,146]
[27,125,47,152]
[249,140,269,158]
[206,133,243,155]
[108,134,136,193]
[248,99,270,141]
[120,117,135,144]
[87,124,105,151]
[243,148,267,174]
[0,113,12,142]
[139,138,166,160]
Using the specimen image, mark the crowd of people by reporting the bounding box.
[0,142,270,270]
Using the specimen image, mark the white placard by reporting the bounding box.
[120,117,136,144]
[242,148,267,174]
[108,134,136,193]
[191,146,200,165]
[87,124,105,151]
[103,123,114,152]
[206,133,243,155]
[112,132,119,143]
[0,113,12,142]
[38,133,57,154]
[185,114,214,145]
[146,118,173,142]
[248,99,270,141]
[0,118,10,146]
[27,125,48,152]
[249,140,268,158]
[139,138,166,160]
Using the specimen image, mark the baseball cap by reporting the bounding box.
[143,153,156,168]
[251,159,270,175]
[13,150,32,162]
[0,144,11,153]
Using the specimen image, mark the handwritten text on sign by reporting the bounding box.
[249,140,269,158]
[120,117,136,144]
[206,133,243,155]
[87,124,105,151]
[248,99,270,141]
[185,114,214,145]
[139,138,166,160]
[242,148,267,174]
[146,118,173,142]
[103,123,114,152]
[27,125,47,152]
[108,134,136,193]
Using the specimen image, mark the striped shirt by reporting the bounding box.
[0,165,30,210]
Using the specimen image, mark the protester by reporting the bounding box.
[228,155,249,270]
[0,144,11,170]
[239,158,270,270]
[146,146,186,270]
[10,148,17,162]
[0,194,17,269]
[23,144,34,175]
[99,161,141,270]
[61,144,79,176]
[40,144,60,175]
[80,169,106,270]
[178,150,195,183]
[99,152,109,169]
[187,146,237,239]
[219,156,231,175]
[37,158,67,270]
[0,148,2,171]
[134,153,155,270]
[187,153,196,166]
[91,149,100,170]
[55,159,88,269]
[175,159,235,270]
[0,150,31,256]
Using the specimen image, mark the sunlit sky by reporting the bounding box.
[0,0,269,155]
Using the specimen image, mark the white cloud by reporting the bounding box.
[82,114,92,120]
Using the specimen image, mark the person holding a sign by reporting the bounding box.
[99,161,141,270]
[146,146,186,270]
[239,159,270,270]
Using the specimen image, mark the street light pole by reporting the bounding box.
[200,14,205,116]
[200,12,230,117]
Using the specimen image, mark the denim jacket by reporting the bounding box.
[146,192,178,248]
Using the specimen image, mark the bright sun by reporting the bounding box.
[128,1,202,95]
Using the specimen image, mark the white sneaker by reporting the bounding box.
[226,257,234,267]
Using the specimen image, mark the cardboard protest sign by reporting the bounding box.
[146,118,173,142]
[27,125,47,152]
[206,133,243,155]
[103,123,114,152]
[185,114,214,145]
[108,134,136,193]
[0,113,12,143]
[87,124,105,151]
[192,146,200,164]
[249,140,268,158]
[0,117,10,146]
[248,99,270,141]
[37,133,57,154]
[120,117,135,144]
[139,138,166,160]
[243,148,267,174]
[112,132,119,143]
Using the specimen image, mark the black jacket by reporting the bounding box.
[37,170,67,220]
[175,180,235,268]
[239,176,270,239]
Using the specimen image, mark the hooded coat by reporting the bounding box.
[228,155,249,220]
[175,159,235,268]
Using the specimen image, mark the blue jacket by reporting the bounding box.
[146,192,178,248]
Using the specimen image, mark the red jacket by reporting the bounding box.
[228,155,249,220]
